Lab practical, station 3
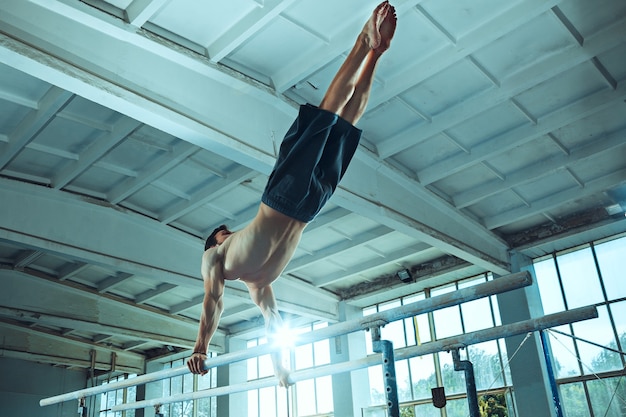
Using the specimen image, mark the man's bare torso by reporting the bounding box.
[201,203,307,288]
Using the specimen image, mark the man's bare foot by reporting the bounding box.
[374,4,397,54]
[363,1,390,49]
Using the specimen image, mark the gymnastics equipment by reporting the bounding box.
[110,305,597,412]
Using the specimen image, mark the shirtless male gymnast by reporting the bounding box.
[187,1,397,387]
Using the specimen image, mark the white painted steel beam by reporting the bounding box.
[0,0,512,274]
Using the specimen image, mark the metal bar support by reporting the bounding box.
[371,326,400,417]
[451,348,479,417]
[541,330,564,417]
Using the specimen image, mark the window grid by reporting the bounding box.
[247,322,332,417]
[99,374,136,417]
[535,234,626,417]
[365,274,509,415]
[591,242,625,362]
[158,356,217,417]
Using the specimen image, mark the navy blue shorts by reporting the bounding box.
[261,104,362,223]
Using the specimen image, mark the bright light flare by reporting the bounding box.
[271,325,298,350]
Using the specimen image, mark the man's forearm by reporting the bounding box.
[193,319,212,354]
[194,300,222,353]
[194,284,224,353]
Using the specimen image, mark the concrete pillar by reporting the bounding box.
[134,383,146,417]
[143,361,165,417]
[496,251,556,417]
[216,336,248,417]
[330,302,370,417]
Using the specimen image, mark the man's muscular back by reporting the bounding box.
[202,203,307,288]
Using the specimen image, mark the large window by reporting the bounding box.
[99,374,136,417]
[247,322,333,417]
[294,322,333,417]
[534,234,626,417]
[246,336,290,417]
[364,275,512,417]
[159,357,217,417]
[362,234,626,416]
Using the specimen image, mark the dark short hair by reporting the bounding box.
[205,225,228,251]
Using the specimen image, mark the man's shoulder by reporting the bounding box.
[202,246,218,261]
[201,247,225,279]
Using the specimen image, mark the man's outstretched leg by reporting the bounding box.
[340,4,396,124]
[319,1,397,125]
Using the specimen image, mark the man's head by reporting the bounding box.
[204,224,231,250]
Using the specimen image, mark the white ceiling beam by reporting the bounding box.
[549,5,583,46]
[159,165,255,224]
[287,226,392,272]
[277,275,339,302]
[0,305,194,349]
[305,207,352,232]
[208,0,297,63]
[455,128,626,209]
[53,118,142,189]
[109,142,197,204]
[312,242,433,288]
[122,340,151,351]
[9,265,198,331]
[125,0,170,27]
[377,15,626,158]
[221,303,257,319]
[135,283,177,304]
[332,186,509,276]
[0,0,510,274]
[272,0,426,93]
[0,3,286,174]
[14,250,44,268]
[220,278,338,322]
[0,177,203,287]
[418,82,626,186]
[347,149,511,273]
[0,84,38,108]
[485,169,626,230]
[367,0,562,116]
[3,318,144,361]
[0,86,73,170]
[97,272,135,293]
[58,262,91,281]
[0,319,144,373]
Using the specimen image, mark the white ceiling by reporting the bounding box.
[0,0,625,376]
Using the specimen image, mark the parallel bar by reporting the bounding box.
[40,272,531,407]
[111,306,597,412]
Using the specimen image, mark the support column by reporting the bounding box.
[330,302,370,417]
[217,336,248,417]
[451,348,479,417]
[143,361,166,417]
[134,383,146,417]
[495,252,555,417]
[371,326,399,417]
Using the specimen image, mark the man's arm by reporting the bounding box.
[187,251,225,375]
[247,284,292,387]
